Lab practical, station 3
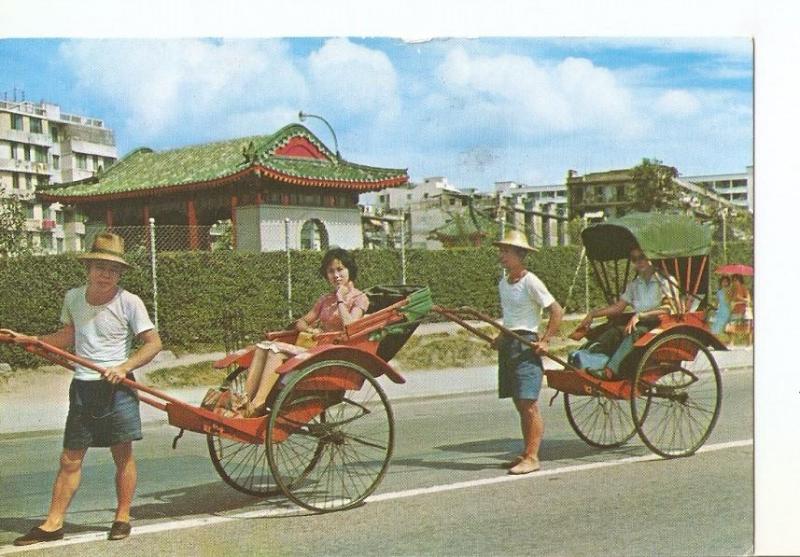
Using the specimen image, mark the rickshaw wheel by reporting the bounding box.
[564,393,637,448]
[207,367,279,496]
[266,359,395,513]
[630,333,722,458]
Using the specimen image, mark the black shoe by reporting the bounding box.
[108,521,131,540]
[13,526,64,546]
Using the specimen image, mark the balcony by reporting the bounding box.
[0,127,53,147]
[0,158,50,174]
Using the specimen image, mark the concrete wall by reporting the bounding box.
[236,204,363,253]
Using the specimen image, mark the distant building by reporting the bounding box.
[566,165,738,220]
[39,124,408,252]
[682,166,753,213]
[494,180,568,211]
[0,99,117,253]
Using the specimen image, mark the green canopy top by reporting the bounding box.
[581,212,714,261]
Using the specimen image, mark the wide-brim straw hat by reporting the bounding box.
[78,232,132,268]
[493,229,538,252]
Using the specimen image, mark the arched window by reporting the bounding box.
[300,219,329,251]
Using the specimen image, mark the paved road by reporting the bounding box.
[0,367,752,556]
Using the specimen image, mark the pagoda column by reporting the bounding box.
[105,208,113,228]
[230,194,238,249]
[187,198,199,250]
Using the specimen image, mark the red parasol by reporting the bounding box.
[715,264,754,276]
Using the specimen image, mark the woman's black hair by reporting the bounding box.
[719,275,731,287]
[319,247,358,282]
[732,274,744,283]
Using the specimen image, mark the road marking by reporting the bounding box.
[367,438,753,502]
[0,438,752,554]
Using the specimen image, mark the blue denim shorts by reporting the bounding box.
[498,331,543,401]
[63,379,142,450]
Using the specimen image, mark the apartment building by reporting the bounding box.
[0,99,117,253]
[682,166,753,213]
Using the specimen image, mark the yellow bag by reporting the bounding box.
[295,331,318,349]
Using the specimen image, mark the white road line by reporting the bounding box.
[0,438,753,554]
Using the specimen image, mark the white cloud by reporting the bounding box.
[307,38,400,119]
[58,39,307,141]
[436,47,643,138]
[656,89,702,117]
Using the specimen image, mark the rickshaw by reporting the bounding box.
[436,212,725,459]
[0,285,433,514]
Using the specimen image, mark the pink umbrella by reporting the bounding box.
[715,264,754,276]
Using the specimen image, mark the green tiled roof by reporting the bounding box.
[40,124,407,201]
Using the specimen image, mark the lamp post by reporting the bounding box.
[298,111,341,162]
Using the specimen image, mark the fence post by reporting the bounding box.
[148,217,159,331]
[584,216,589,314]
[400,209,407,285]
[285,218,293,321]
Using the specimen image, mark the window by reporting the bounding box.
[37,175,48,187]
[732,179,747,188]
[56,211,64,225]
[52,154,60,169]
[12,173,19,189]
[11,113,23,130]
[33,146,46,163]
[30,118,42,134]
[93,155,99,170]
[25,204,34,219]
[50,125,59,143]
[25,174,32,190]
[76,154,87,169]
[24,144,31,161]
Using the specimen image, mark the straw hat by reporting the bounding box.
[78,232,132,268]
[493,229,538,252]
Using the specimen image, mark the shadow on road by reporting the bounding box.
[131,482,291,520]
[392,437,646,472]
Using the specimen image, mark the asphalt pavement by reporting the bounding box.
[0,361,754,556]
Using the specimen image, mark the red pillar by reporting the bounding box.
[105,208,113,228]
[230,194,238,249]
[187,198,199,250]
[142,205,149,225]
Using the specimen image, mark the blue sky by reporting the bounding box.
[0,37,752,188]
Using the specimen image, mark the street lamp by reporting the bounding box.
[298,111,341,162]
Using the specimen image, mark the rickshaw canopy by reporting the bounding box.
[581,212,713,262]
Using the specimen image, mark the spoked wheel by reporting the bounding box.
[207,367,278,496]
[564,392,637,448]
[266,360,394,513]
[630,334,722,458]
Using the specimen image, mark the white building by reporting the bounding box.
[361,176,462,214]
[0,99,117,253]
[494,180,568,211]
[682,166,753,212]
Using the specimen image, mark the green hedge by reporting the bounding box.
[0,241,753,368]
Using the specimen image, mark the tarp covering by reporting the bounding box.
[581,212,713,261]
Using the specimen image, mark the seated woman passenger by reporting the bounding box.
[241,247,369,417]
[576,247,676,377]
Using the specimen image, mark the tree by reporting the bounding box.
[0,191,30,257]
[630,158,679,212]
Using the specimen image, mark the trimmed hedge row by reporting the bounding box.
[0,242,752,368]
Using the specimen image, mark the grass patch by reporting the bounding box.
[146,361,228,388]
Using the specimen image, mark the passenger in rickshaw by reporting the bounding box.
[239,247,369,417]
[577,246,676,378]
